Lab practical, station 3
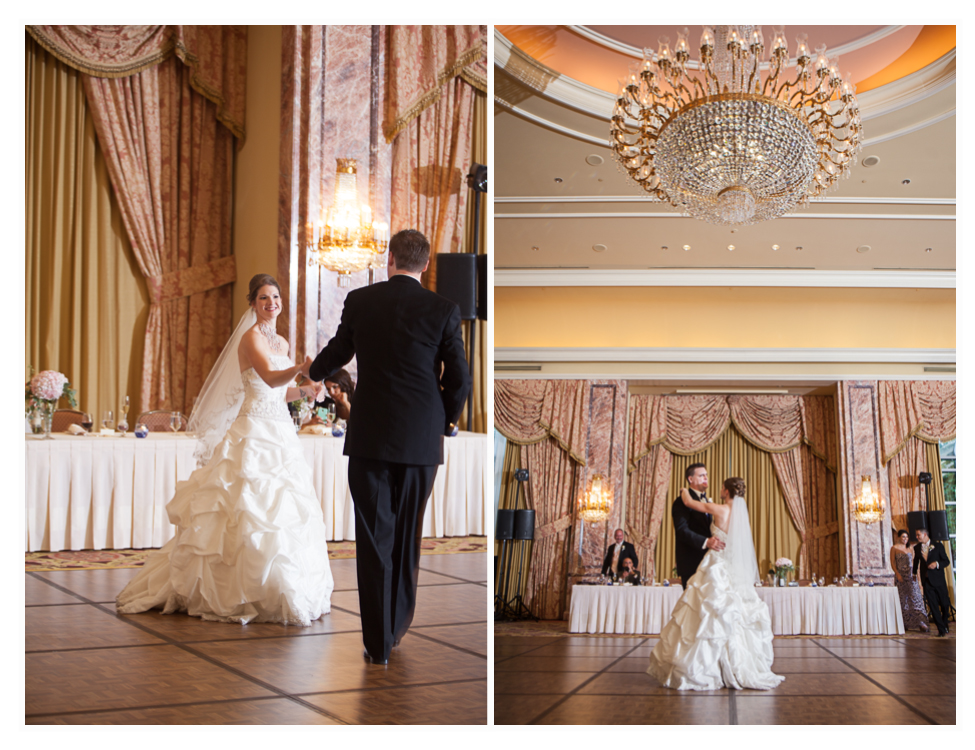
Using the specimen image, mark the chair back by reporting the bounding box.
[136,410,187,432]
[52,409,85,432]
[798,579,812,587]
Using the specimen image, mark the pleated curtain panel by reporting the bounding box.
[26,25,246,414]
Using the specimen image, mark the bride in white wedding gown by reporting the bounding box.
[117,274,334,626]
[647,477,783,691]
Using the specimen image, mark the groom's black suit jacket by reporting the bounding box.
[912,541,951,592]
[308,274,471,466]
[673,489,712,583]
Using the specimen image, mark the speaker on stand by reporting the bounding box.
[494,509,514,620]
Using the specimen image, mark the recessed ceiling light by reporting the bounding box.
[862,155,881,168]
[771,244,780,251]
[683,245,691,251]
[554,177,563,183]
[856,245,871,254]
[925,247,933,253]
[661,246,669,250]
[727,245,735,251]
[531,246,539,251]
[796,246,803,251]
[592,244,607,253]
[585,154,604,166]
[902,179,911,185]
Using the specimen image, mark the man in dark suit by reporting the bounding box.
[673,463,725,589]
[304,229,471,665]
[912,528,952,637]
[601,528,638,577]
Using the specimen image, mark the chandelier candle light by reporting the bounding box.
[611,25,862,225]
[310,159,389,286]
[853,475,884,524]
[579,473,613,524]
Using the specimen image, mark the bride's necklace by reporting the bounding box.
[259,322,282,353]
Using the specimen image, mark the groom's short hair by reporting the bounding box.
[389,229,430,272]
[685,463,706,481]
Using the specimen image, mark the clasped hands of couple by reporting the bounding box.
[295,356,325,401]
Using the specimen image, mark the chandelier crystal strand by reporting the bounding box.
[611,25,861,225]
[309,159,389,286]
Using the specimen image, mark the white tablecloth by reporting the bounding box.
[567,584,905,636]
[568,585,684,634]
[25,431,486,551]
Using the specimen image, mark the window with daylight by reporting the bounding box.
[940,439,956,578]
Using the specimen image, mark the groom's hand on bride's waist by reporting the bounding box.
[705,537,726,551]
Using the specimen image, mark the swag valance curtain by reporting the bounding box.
[25,25,245,414]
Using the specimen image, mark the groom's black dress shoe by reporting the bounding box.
[363,649,388,665]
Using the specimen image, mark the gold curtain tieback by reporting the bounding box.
[146,255,237,305]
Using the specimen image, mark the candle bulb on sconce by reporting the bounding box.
[579,473,613,524]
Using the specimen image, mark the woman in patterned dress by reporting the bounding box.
[890,529,929,632]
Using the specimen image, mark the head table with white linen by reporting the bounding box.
[568,583,905,636]
[25,431,487,552]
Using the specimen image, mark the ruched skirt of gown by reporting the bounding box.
[647,548,784,691]
[116,415,334,626]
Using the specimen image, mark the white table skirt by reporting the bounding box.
[567,584,905,636]
[568,585,684,634]
[25,431,486,552]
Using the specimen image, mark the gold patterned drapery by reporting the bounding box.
[26,25,247,141]
[878,380,956,464]
[628,393,839,582]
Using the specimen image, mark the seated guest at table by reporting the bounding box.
[890,529,929,633]
[913,528,952,637]
[602,528,638,577]
[620,556,641,585]
[316,368,354,422]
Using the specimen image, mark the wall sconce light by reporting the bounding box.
[853,475,884,524]
[579,472,612,524]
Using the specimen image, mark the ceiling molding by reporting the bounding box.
[495,347,956,364]
[496,195,955,206]
[494,269,956,288]
[565,25,907,68]
[861,106,955,147]
[496,211,954,221]
[494,97,609,147]
[495,28,955,127]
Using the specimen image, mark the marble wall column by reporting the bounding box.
[565,380,628,594]
[837,380,895,583]
[278,25,392,366]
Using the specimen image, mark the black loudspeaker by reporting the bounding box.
[496,509,515,541]
[436,253,476,320]
[928,510,949,542]
[907,511,928,542]
[919,472,933,485]
[513,509,535,541]
[476,253,488,321]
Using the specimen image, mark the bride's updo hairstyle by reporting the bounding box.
[247,273,282,304]
[724,477,746,499]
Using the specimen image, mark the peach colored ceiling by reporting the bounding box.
[498,25,955,93]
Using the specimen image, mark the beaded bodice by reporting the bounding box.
[239,354,293,423]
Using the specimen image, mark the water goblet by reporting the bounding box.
[327,402,337,424]
[102,410,114,432]
[170,412,183,433]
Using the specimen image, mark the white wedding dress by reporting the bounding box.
[647,522,784,690]
[117,354,334,625]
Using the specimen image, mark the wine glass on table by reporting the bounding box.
[117,395,130,433]
[327,402,337,425]
[170,412,183,433]
[80,413,93,433]
[102,410,114,432]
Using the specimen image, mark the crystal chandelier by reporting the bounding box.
[579,473,613,524]
[853,475,884,524]
[611,26,862,225]
[310,159,389,287]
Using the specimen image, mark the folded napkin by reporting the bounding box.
[299,423,328,435]
[67,424,87,435]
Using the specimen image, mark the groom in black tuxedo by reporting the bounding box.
[912,528,952,636]
[305,229,471,664]
[673,463,725,588]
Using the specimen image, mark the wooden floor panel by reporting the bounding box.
[303,680,487,724]
[494,629,956,724]
[25,552,488,725]
[419,551,487,582]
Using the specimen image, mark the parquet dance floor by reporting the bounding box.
[495,629,955,725]
[25,552,488,724]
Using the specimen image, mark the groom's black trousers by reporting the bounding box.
[348,457,438,660]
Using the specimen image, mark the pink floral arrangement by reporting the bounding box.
[774,557,795,575]
[26,367,78,409]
